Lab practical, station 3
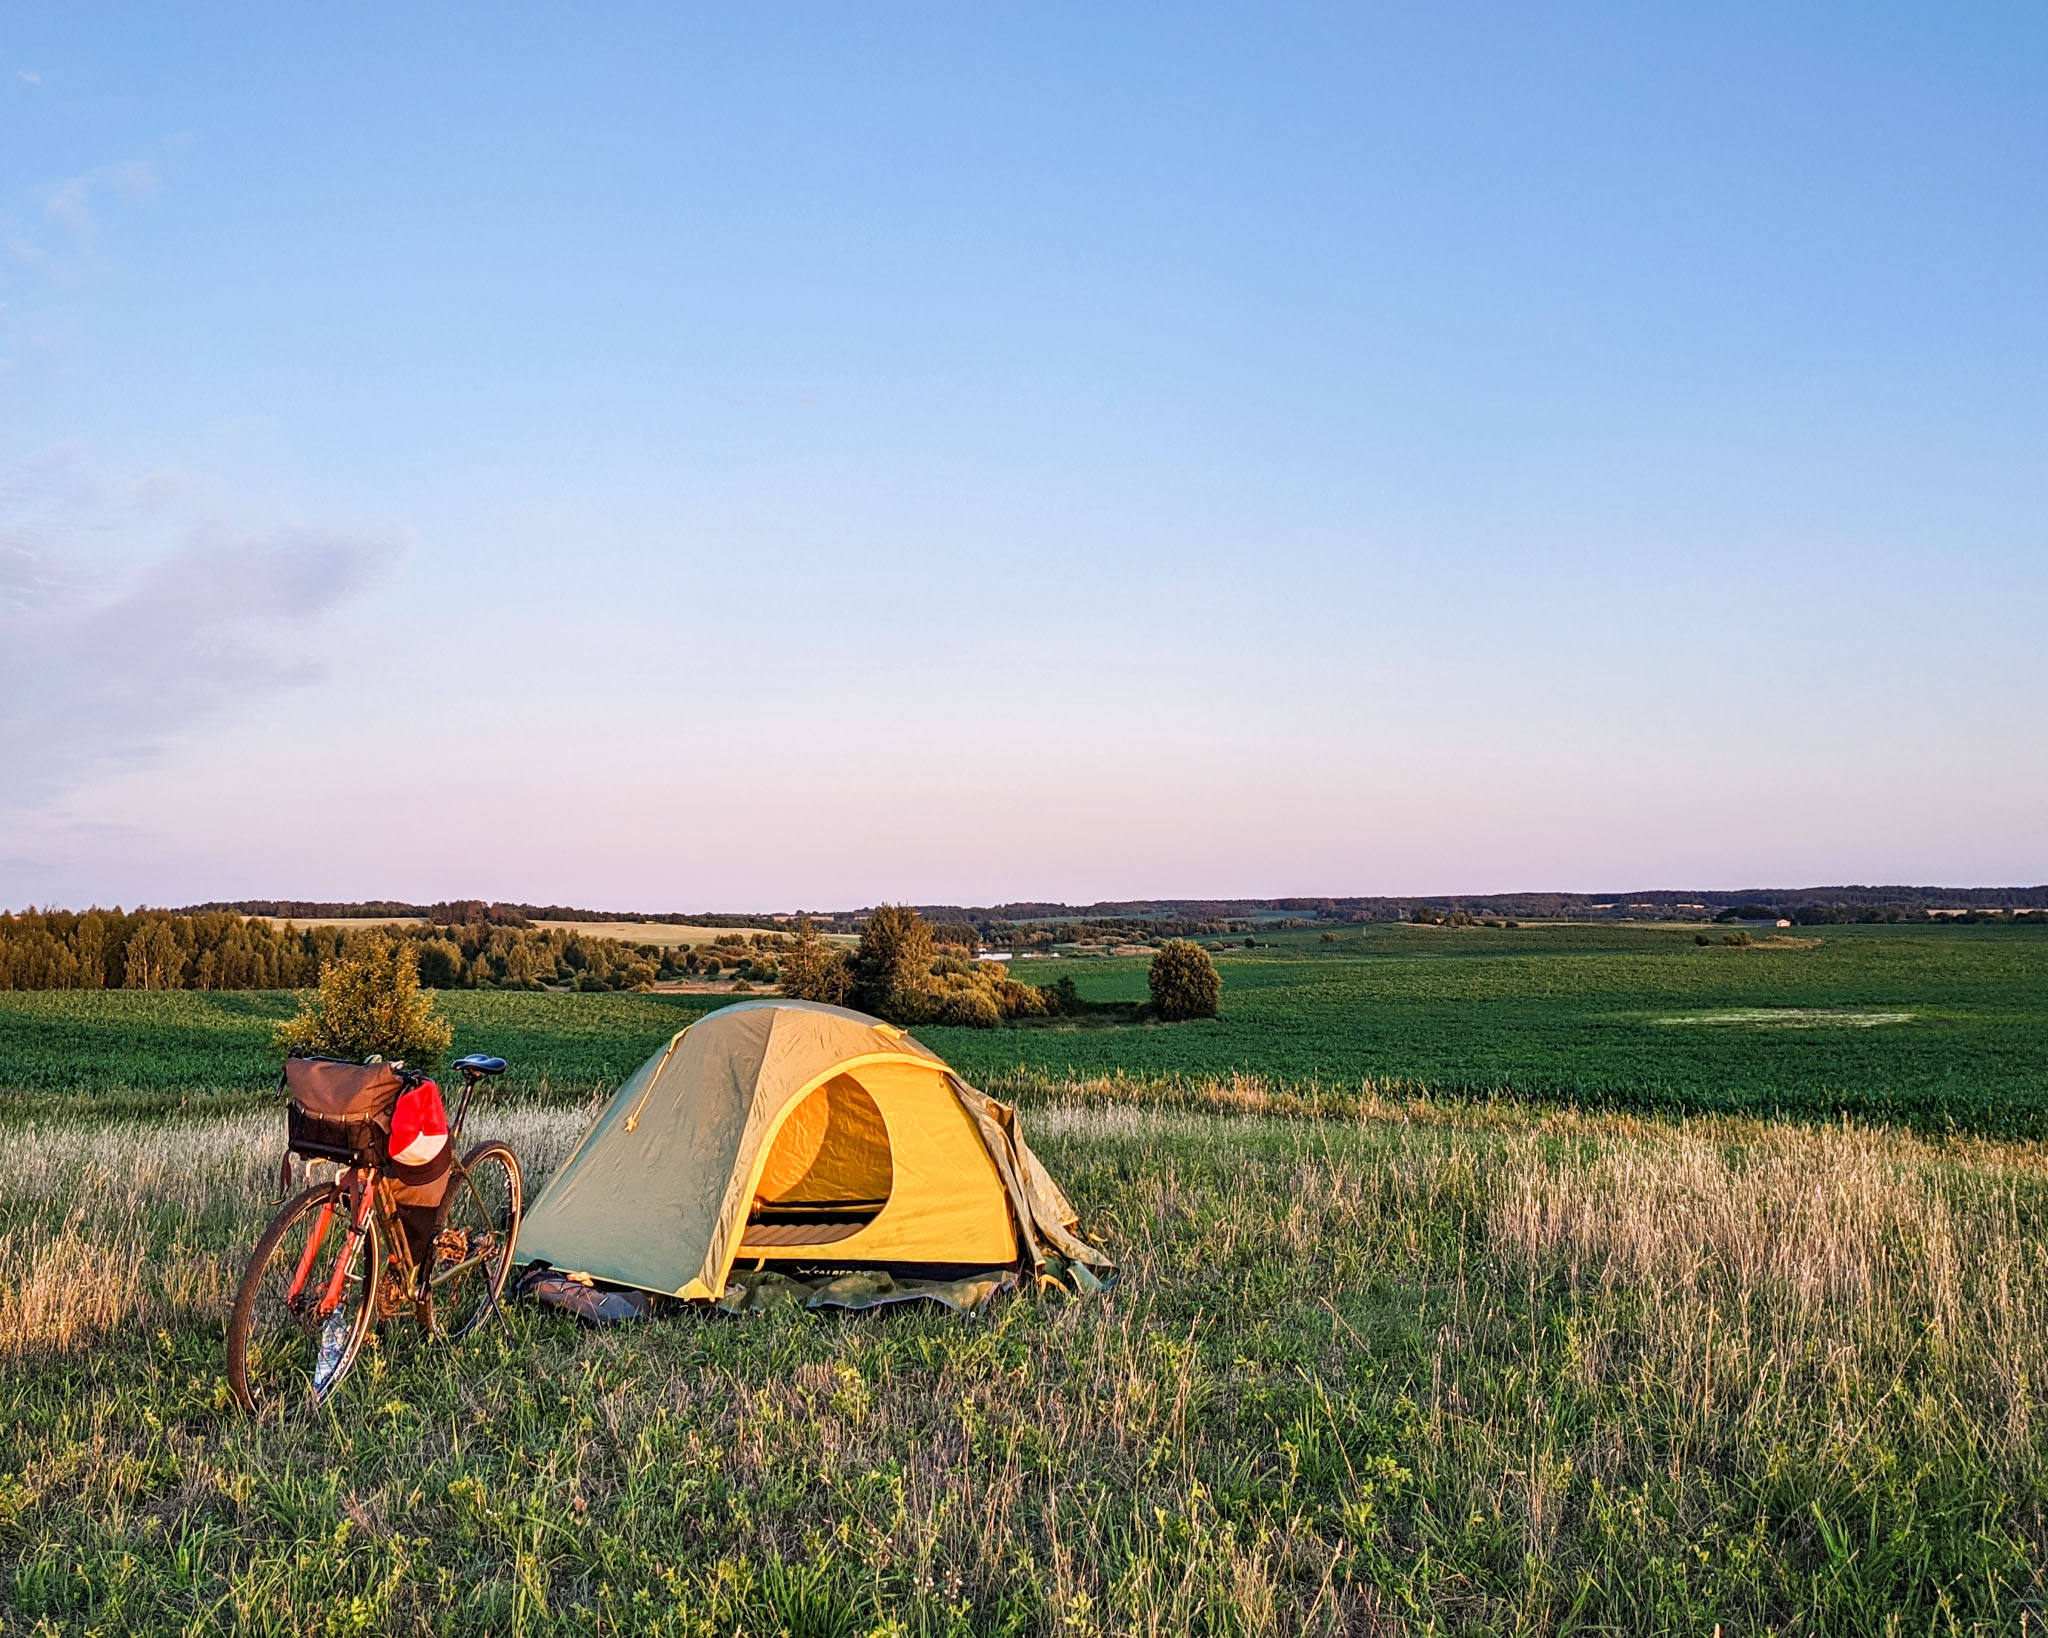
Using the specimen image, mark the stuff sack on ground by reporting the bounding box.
[515,1265,661,1327]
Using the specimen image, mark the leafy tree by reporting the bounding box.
[849,905,937,1020]
[1149,939,1222,1022]
[274,934,454,1067]
[123,916,189,990]
[414,937,463,989]
[777,922,854,1005]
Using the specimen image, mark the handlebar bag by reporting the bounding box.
[285,1056,404,1164]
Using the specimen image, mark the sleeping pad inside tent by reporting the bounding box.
[515,1000,1112,1315]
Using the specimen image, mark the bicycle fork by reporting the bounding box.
[287,1173,375,1319]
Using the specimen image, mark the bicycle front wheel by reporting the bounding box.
[227,1182,381,1417]
[428,1142,523,1341]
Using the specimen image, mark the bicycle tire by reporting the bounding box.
[426,1141,523,1342]
[227,1181,381,1417]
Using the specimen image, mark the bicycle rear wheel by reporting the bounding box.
[427,1142,523,1341]
[227,1182,381,1417]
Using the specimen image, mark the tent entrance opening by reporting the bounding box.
[744,1074,893,1248]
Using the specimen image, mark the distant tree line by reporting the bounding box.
[184,899,795,933]
[0,908,801,993]
[0,909,351,991]
[1784,905,2047,926]
[915,887,2048,927]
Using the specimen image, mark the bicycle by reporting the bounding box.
[227,1053,523,1417]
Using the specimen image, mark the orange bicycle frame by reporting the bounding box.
[309,1170,376,1318]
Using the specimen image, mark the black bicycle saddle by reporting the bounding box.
[451,1054,508,1077]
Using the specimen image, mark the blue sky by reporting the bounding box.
[2,4,2043,909]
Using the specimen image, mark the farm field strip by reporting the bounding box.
[5,924,2046,1134]
[530,921,857,948]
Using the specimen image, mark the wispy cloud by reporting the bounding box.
[0,449,403,812]
[42,161,158,240]
[17,69,40,86]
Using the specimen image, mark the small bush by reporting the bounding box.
[273,935,454,1068]
[1149,940,1222,1022]
[931,985,1002,1027]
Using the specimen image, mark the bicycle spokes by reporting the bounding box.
[431,1144,523,1341]
[228,1183,380,1417]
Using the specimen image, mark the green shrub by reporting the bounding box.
[1149,940,1222,1022]
[272,935,454,1067]
[930,985,1001,1027]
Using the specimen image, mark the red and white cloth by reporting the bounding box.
[390,1079,450,1167]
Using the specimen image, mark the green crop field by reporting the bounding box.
[5,922,2045,1135]
[0,990,727,1115]
[929,922,2048,1137]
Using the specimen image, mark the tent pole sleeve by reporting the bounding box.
[623,1026,689,1134]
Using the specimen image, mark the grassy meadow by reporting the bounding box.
[3,1088,2046,1634]
[3,920,2047,1633]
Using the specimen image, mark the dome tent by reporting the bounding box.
[516,1000,1110,1307]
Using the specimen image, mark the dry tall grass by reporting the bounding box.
[2,1091,2044,1632]
[0,1102,591,1358]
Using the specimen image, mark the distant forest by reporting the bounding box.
[185,885,2048,949]
[923,885,2048,932]
[9,885,2041,992]
[0,908,796,993]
